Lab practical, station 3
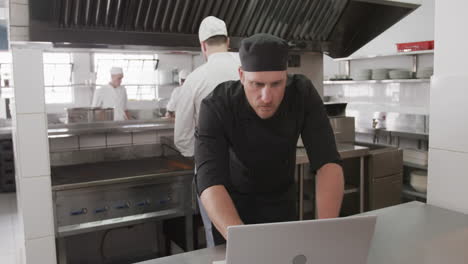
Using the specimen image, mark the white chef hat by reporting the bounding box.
[179,69,190,80]
[110,67,123,75]
[198,16,228,42]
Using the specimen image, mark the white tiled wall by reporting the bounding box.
[49,136,79,152]
[9,3,28,26]
[79,134,106,149]
[132,131,158,145]
[18,176,54,240]
[107,133,132,146]
[11,50,46,114]
[9,27,28,42]
[429,75,468,153]
[325,81,431,124]
[9,0,30,42]
[427,0,468,214]
[14,113,51,177]
[24,236,57,264]
[11,47,57,264]
[427,148,468,213]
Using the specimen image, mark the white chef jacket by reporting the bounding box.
[166,86,183,112]
[174,52,240,157]
[91,84,128,121]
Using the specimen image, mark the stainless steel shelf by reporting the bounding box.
[403,161,428,170]
[402,185,427,200]
[324,79,430,85]
[334,50,434,61]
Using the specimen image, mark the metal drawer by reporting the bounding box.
[370,173,403,210]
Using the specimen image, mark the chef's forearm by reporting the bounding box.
[200,185,244,239]
[315,163,344,219]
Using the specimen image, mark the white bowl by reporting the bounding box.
[410,170,428,193]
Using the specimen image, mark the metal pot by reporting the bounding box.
[66,107,93,123]
[66,107,114,123]
[92,108,114,121]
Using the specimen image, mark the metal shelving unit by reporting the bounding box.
[324,79,430,85]
[402,185,427,200]
[402,161,428,202]
[334,50,434,61]
[330,50,434,78]
[403,161,428,170]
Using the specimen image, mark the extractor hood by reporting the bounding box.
[29,0,420,58]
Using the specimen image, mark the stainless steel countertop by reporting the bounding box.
[51,156,194,191]
[137,202,468,264]
[0,119,175,139]
[296,143,369,164]
[356,127,429,139]
[48,119,174,137]
[51,143,367,191]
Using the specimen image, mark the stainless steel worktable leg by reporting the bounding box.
[57,237,67,264]
[185,214,194,251]
[298,164,304,220]
[360,156,365,213]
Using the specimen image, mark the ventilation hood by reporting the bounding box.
[29,0,420,58]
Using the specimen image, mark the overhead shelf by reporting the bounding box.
[333,50,434,61]
[324,79,430,85]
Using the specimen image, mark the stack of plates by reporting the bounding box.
[403,149,428,166]
[389,69,412,79]
[371,68,389,80]
[352,69,372,81]
[416,67,433,79]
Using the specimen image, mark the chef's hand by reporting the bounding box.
[165,111,175,119]
[125,110,131,120]
[200,185,244,239]
[315,163,344,219]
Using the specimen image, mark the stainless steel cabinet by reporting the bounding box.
[370,174,403,210]
[358,142,403,211]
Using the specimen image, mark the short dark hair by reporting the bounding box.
[204,35,228,46]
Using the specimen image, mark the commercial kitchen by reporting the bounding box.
[1,0,467,263]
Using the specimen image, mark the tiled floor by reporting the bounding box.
[0,193,19,264]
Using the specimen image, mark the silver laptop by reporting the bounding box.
[225,215,377,264]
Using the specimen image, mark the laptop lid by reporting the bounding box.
[226,215,377,264]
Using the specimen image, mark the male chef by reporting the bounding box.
[195,33,344,245]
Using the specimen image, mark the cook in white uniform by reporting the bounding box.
[91,67,130,121]
[174,16,240,248]
[174,16,240,157]
[165,69,190,119]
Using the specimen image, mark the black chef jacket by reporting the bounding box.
[195,74,341,244]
